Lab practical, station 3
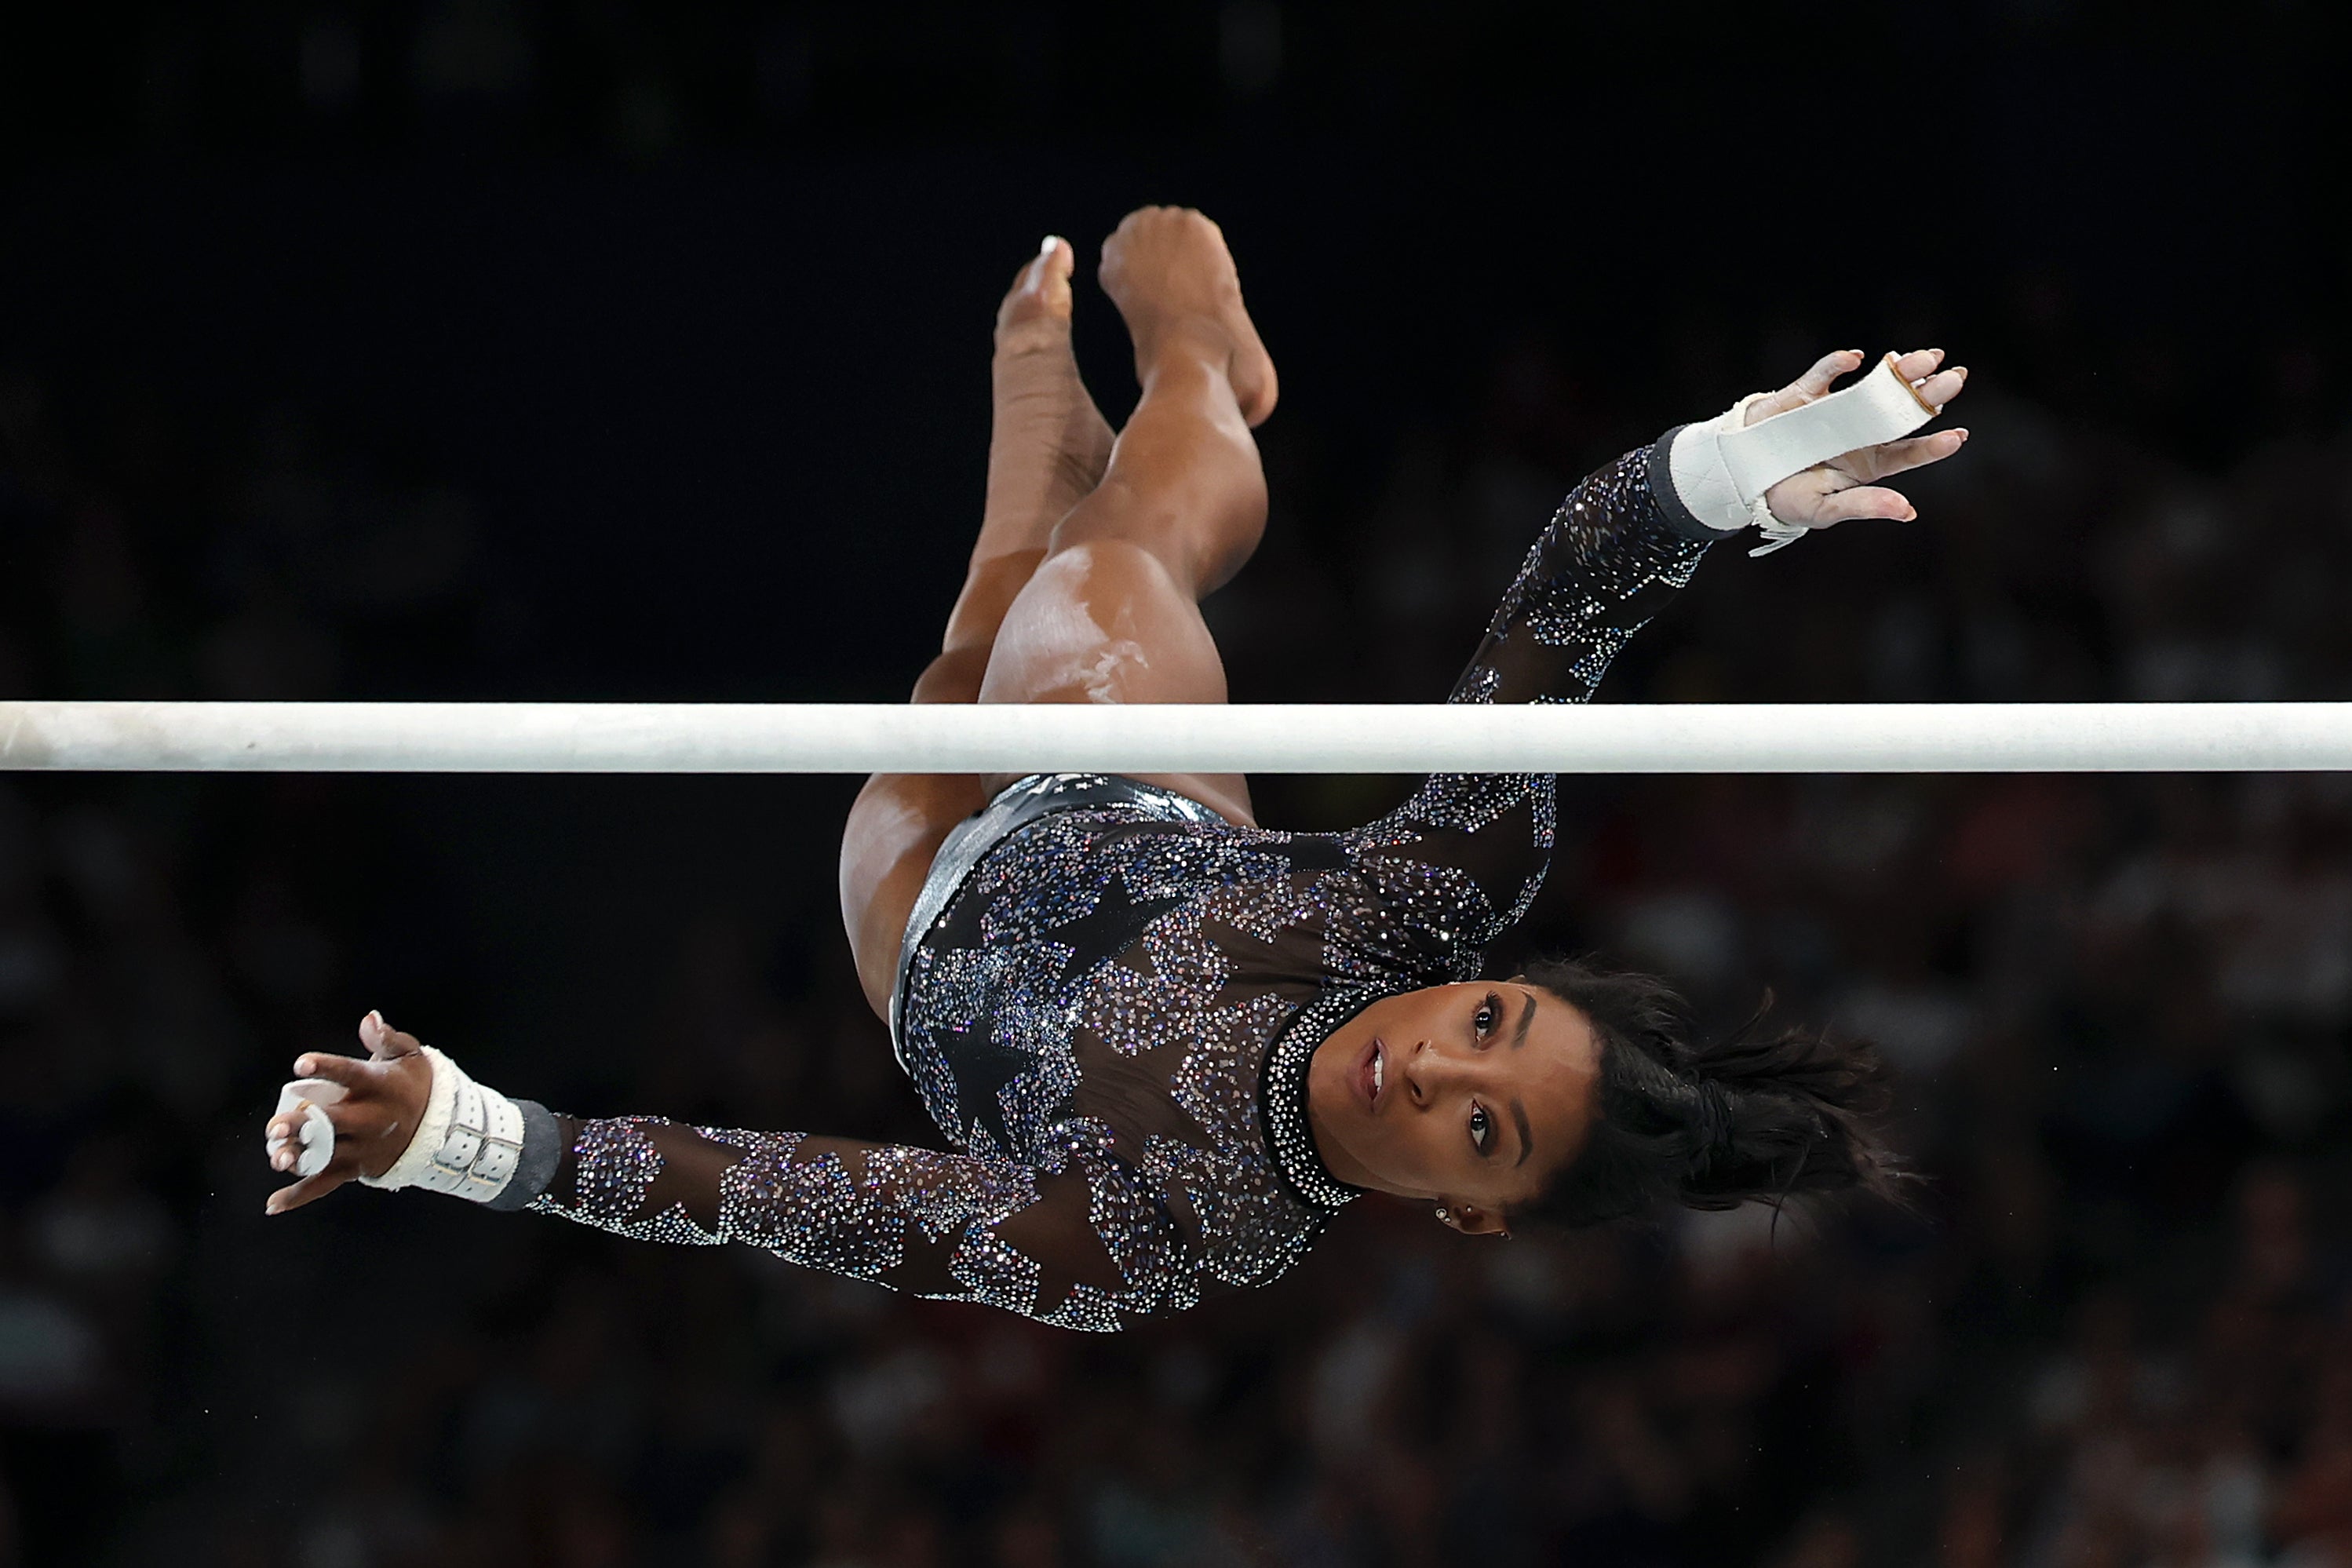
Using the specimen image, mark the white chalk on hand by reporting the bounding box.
[270,1078,348,1179]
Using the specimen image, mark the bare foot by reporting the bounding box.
[1097,206,1278,427]
[986,236,1116,546]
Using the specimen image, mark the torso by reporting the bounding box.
[896,792,1469,1301]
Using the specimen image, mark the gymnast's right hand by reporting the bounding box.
[261,1011,433,1215]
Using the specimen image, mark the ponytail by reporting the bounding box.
[1518,955,1911,1228]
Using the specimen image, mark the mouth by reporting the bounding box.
[1358,1037,1386,1111]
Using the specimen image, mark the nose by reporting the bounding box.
[1402,1037,1486,1108]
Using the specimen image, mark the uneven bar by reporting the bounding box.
[3,701,2350,774]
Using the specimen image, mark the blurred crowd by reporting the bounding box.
[6,225,2352,1568]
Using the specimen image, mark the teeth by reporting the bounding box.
[1372,1052,1384,1096]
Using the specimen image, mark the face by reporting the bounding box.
[1304,980,1601,1234]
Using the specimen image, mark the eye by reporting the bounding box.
[1469,1103,1493,1153]
[1475,992,1502,1037]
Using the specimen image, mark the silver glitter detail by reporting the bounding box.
[1259,984,1391,1210]
[949,1229,1045,1316]
[525,446,1710,1329]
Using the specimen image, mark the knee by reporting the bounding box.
[1017,538,1182,614]
[1045,469,1264,596]
[978,542,1221,705]
[943,548,1048,655]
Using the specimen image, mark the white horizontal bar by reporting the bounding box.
[2,701,2350,774]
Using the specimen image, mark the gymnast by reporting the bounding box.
[261,207,1970,1330]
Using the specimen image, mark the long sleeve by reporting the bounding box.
[1344,443,1713,964]
[1449,442,1715,711]
[522,1114,1187,1332]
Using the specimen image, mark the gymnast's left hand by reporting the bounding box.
[261,1011,433,1214]
[1749,348,1971,528]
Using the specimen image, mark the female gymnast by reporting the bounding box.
[261,207,1969,1331]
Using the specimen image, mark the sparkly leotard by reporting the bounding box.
[516,442,1719,1330]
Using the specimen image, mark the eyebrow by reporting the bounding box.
[1512,1097,1533,1168]
[1511,990,1535,1050]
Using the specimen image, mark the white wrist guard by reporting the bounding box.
[357,1045,527,1203]
[1668,352,1941,556]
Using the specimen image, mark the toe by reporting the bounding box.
[997,237,1075,337]
[1037,235,1074,312]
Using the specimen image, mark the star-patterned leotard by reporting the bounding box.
[500,439,1723,1330]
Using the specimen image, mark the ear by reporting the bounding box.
[1443,1202,1510,1237]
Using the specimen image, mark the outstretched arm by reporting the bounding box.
[1453,346,1969,711]
[527,1116,1157,1330]
[1337,441,1703,958]
[1344,348,1970,957]
[264,1015,1182,1332]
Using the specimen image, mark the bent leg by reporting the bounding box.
[841,209,1284,1023]
[976,206,1278,824]
[841,239,1114,1019]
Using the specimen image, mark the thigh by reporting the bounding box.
[841,771,990,1022]
[840,647,994,1022]
[975,539,1256,826]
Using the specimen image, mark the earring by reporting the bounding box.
[1434,1205,1451,1223]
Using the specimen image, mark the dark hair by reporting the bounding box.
[1516,954,1910,1228]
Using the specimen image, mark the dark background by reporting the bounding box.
[4,4,2352,1565]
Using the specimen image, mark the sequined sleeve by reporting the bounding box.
[1345,444,1713,958]
[523,1115,1183,1332]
